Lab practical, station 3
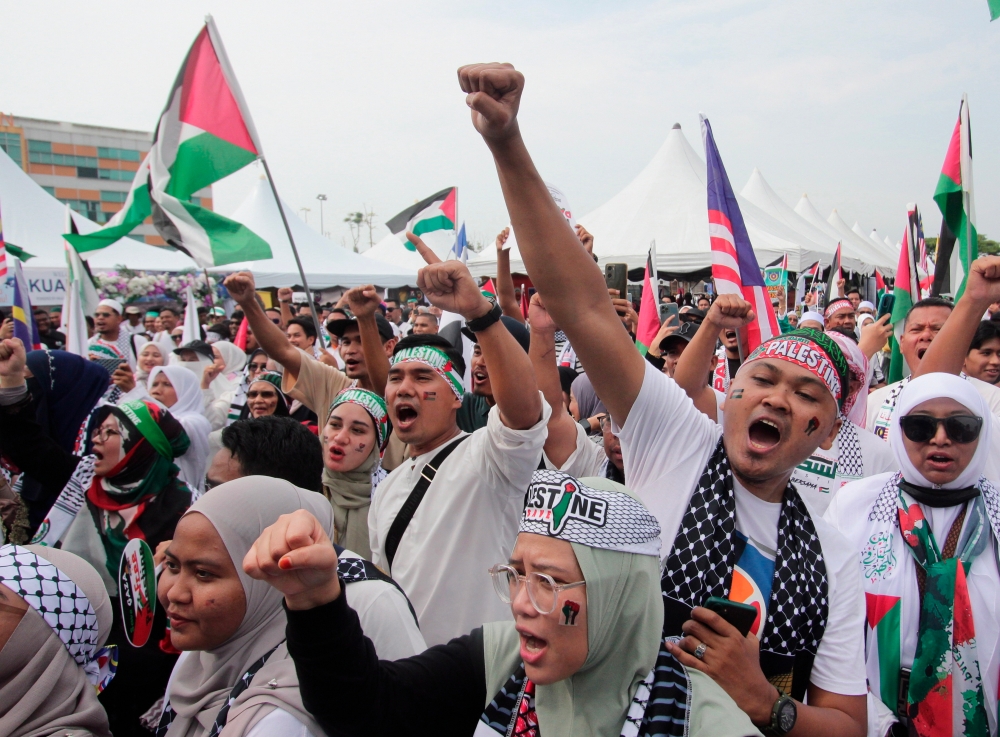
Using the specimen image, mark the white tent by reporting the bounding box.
[210,176,416,288]
[739,169,880,274]
[363,228,457,271]
[470,124,833,278]
[827,209,898,275]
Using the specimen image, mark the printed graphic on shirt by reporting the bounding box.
[791,448,840,497]
[729,531,775,638]
[861,531,896,583]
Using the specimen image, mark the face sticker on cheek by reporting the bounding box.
[560,600,581,626]
[423,391,436,400]
[356,443,366,453]
[806,417,820,435]
[730,388,744,399]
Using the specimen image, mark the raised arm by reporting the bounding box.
[528,294,579,466]
[277,287,295,328]
[410,233,542,430]
[344,285,391,397]
[224,272,302,379]
[674,296,754,421]
[457,63,644,425]
[495,227,525,324]
[914,256,1000,377]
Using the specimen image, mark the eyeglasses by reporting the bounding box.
[91,426,121,443]
[899,414,983,444]
[269,318,281,325]
[489,564,585,615]
[171,335,182,343]
[248,362,268,372]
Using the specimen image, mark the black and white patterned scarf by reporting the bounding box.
[836,419,864,479]
[660,439,829,699]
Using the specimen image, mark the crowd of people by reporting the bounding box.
[4,62,1000,737]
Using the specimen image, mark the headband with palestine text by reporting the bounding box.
[330,388,390,451]
[118,400,173,459]
[390,345,464,399]
[739,328,849,409]
[824,297,854,319]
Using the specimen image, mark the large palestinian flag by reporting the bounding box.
[932,96,976,298]
[66,17,271,268]
[385,187,456,251]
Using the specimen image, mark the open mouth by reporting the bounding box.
[725,330,737,341]
[748,418,782,451]
[328,446,346,462]
[395,404,419,429]
[344,359,361,373]
[518,629,549,665]
[916,348,927,361]
[926,453,955,470]
[472,370,488,388]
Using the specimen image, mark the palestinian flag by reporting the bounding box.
[385,187,457,251]
[990,0,1000,21]
[66,17,271,268]
[888,208,922,383]
[635,240,660,356]
[875,269,886,304]
[481,278,497,298]
[866,592,901,712]
[825,242,842,307]
[933,96,976,298]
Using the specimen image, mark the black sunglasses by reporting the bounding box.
[899,414,983,444]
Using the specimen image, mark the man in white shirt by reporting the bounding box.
[369,235,548,647]
[457,61,866,736]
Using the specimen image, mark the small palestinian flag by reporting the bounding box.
[635,240,660,356]
[888,207,922,383]
[865,592,901,713]
[385,187,456,251]
[481,278,497,298]
[66,17,271,268]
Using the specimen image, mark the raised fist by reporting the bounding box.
[0,338,26,387]
[496,227,511,251]
[457,63,525,142]
[277,287,294,304]
[343,285,381,318]
[528,292,555,332]
[224,272,257,305]
[964,255,1000,306]
[705,293,755,330]
[410,232,492,321]
[576,225,594,254]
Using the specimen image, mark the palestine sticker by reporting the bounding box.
[118,538,157,647]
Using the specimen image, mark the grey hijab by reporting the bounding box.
[164,477,333,737]
[571,372,607,422]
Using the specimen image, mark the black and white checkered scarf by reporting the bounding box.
[660,439,829,699]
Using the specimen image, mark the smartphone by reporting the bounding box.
[659,302,679,324]
[605,262,628,299]
[877,293,896,321]
[703,596,758,638]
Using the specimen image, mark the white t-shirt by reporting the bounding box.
[615,361,868,696]
[543,422,607,478]
[243,708,315,737]
[369,396,551,647]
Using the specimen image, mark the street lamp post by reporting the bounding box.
[299,207,310,224]
[316,194,328,237]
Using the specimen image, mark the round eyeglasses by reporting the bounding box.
[489,563,585,615]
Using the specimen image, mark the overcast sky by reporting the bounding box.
[4,0,999,255]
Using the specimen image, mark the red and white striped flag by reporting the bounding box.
[0,199,7,278]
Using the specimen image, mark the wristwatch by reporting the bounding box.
[466,294,502,333]
[764,694,797,735]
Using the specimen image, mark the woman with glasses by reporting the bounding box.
[0,335,193,736]
[243,470,762,737]
[825,373,1000,737]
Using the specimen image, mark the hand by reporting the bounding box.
[457,63,525,142]
[153,540,171,567]
[277,287,294,304]
[837,277,846,294]
[575,225,594,254]
[411,232,492,321]
[609,289,631,325]
[318,350,340,368]
[201,362,223,390]
[495,226,511,252]
[528,293,556,332]
[224,272,257,305]
[344,285,381,318]
[0,338,26,388]
[859,313,893,360]
[111,362,136,393]
[804,291,816,307]
[963,255,1000,306]
[648,318,679,358]
[705,294,755,330]
[624,305,639,334]
[665,607,780,726]
[0,319,12,340]
[243,509,342,610]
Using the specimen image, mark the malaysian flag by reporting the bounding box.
[701,115,779,355]
[0,199,7,278]
[11,258,41,350]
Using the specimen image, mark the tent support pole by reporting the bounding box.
[260,157,325,344]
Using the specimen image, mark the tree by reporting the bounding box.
[925,234,999,259]
[344,206,378,251]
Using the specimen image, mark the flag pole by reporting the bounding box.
[259,157,325,343]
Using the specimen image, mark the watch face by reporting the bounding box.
[777,700,796,732]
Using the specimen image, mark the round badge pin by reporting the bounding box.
[118,538,157,647]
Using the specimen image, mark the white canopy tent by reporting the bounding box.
[739,168,884,274]
[826,209,897,272]
[470,124,837,278]
[362,228,458,272]
[210,176,416,288]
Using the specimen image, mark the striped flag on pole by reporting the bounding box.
[11,258,41,350]
[701,115,779,355]
[0,200,7,278]
[825,242,842,306]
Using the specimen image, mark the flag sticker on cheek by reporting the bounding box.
[806,417,820,436]
[423,392,436,400]
[731,389,744,399]
[561,600,581,626]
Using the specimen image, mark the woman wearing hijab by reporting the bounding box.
[826,373,1000,737]
[224,348,269,427]
[245,471,763,737]
[156,475,424,737]
[568,372,607,436]
[150,365,213,498]
[15,349,110,528]
[321,388,389,559]
[111,337,175,403]
[238,372,290,420]
[0,544,117,737]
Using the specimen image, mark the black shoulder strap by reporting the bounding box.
[334,545,420,626]
[384,434,469,570]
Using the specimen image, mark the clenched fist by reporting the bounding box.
[705,293,755,330]
[224,272,257,305]
[457,63,525,142]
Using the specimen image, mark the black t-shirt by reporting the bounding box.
[38,330,66,350]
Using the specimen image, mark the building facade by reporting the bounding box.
[0,112,211,246]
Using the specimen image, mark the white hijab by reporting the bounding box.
[149,365,212,497]
[133,336,175,383]
[889,372,993,489]
[164,477,332,737]
[826,330,872,427]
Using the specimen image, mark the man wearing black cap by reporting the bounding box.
[453,314,531,432]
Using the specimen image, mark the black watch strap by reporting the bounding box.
[466,297,502,332]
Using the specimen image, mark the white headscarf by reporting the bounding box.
[826,330,872,427]
[164,477,332,737]
[149,365,212,497]
[134,336,176,383]
[889,373,992,489]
